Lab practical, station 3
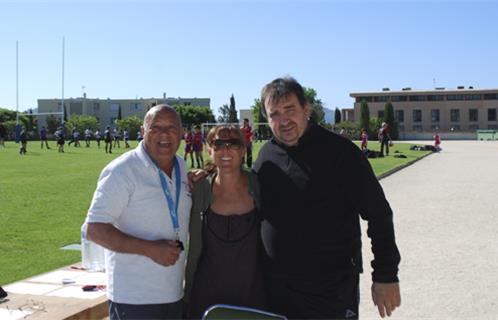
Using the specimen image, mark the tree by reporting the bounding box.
[218,104,230,123]
[303,87,325,124]
[360,100,370,133]
[116,116,143,139]
[229,94,238,123]
[334,108,341,124]
[66,115,99,133]
[45,115,60,134]
[63,104,68,122]
[174,104,215,128]
[384,102,398,140]
[217,95,238,123]
[251,98,271,140]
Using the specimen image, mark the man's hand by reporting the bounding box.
[371,282,401,318]
[187,169,207,190]
[146,240,182,267]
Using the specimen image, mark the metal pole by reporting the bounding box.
[61,37,65,124]
[16,41,19,125]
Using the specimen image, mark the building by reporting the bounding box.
[37,93,210,131]
[350,87,498,139]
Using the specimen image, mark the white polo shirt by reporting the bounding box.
[86,141,192,304]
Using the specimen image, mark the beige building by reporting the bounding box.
[350,87,498,139]
[37,93,210,131]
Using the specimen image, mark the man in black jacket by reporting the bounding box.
[253,77,401,319]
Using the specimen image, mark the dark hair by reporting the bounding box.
[204,124,245,174]
[260,76,307,119]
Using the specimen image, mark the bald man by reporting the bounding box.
[85,105,192,319]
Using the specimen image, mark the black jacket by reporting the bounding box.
[253,122,400,283]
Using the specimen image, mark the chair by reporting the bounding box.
[202,304,287,320]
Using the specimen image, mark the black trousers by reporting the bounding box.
[266,272,359,319]
[108,299,183,320]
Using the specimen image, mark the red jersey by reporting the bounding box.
[184,132,193,146]
[241,126,252,145]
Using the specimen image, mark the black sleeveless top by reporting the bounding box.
[188,207,266,318]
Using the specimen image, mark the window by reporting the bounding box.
[395,110,404,123]
[450,109,460,122]
[431,109,440,122]
[110,103,120,111]
[469,109,478,122]
[488,124,497,130]
[373,96,389,102]
[391,96,408,102]
[93,102,100,111]
[427,95,444,101]
[464,94,481,100]
[469,124,479,131]
[409,95,427,101]
[488,109,497,121]
[129,103,142,111]
[450,125,460,131]
[447,95,464,101]
[356,97,373,103]
[484,93,498,100]
[412,125,423,132]
[378,110,385,119]
[413,109,422,122]
[431,125,440,131]
[398,125,405,132]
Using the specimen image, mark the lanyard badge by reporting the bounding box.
[144,145,184,250]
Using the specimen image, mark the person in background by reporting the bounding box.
[378,122,391,156]
[85,105,191,320]
[95,129,102,149]
[55,126,65,153]
[361,128,368,151]
[19,126,28,155]
[85,127,93,148]
[40,126,50,149]
[113,128,121,148]
[104,126,113,154]
[0,121,7,148]
[123,128,130,148]
[240,118,253,168]
[434,131,441,151]
[192,125,205,169]
[183,127,194,168]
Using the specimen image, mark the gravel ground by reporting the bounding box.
[359,141,498,320]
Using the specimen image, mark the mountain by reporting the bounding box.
[323,107,335,124]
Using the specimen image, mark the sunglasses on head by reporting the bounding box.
[211,138,242,151]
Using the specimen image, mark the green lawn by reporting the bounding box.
[0,139,430,285]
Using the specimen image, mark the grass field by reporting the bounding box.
[0,139,430,285]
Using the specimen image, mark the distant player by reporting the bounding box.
[84,127,93,147]
[192,125,205,169]
[183,127,194,168]
[40,126,50,149]
[240,118,253,167]
[434,131,441,151]
[95,129,102,149]
[113,128,121,148]
[104,126,113,154]
[55,127,65,153]
[123,128,130,148]
[19,126,28,155]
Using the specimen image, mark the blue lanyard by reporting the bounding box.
[144,145,182,238]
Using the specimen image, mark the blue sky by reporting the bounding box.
[1,0,497,116]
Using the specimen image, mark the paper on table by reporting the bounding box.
[47,286,106,300]
[0,308,33,320]
[29,270,85,284]
[4,282,60,295]
[72,272,106,285]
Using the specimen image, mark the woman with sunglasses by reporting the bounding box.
[185,125,266,318]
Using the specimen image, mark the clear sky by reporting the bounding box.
[1,0,498,115]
